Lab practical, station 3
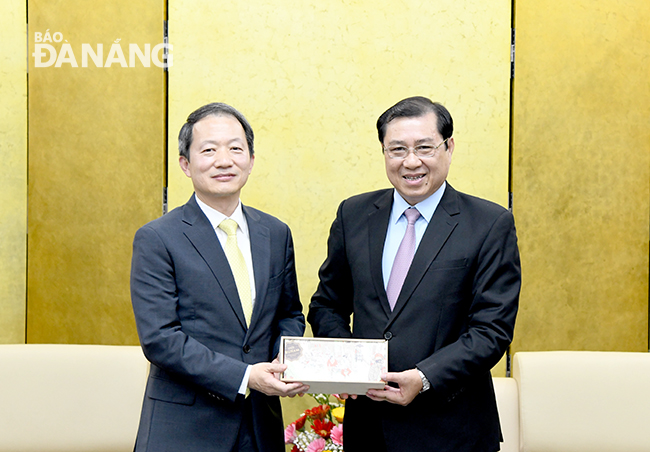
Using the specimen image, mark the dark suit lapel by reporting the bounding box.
[181,195,248,331]
[387,185,460,324]
[244,205,270,333]
[368,190,394,317]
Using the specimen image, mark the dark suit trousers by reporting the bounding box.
[233,396,259,452]
[343,397,388,452]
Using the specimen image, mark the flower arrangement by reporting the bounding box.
[285,393,345,452]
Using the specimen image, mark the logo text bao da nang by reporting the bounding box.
[32,30,173,68]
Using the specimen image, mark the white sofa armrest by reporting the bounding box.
[0,344,148,452]
[493,377,520,452]
[512,351,650,452]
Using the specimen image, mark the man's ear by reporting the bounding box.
[247,153,255,174]
[446,137,455,157]
[179,156,191,177]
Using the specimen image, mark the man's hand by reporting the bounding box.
[248,362,309,397]
[365,369,422,406]
[337,393,357,400]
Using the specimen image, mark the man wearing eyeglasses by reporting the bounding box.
[308,96,521,452]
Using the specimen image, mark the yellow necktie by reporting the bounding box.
[218,219,253,326]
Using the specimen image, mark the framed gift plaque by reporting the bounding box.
[279,337,388,395]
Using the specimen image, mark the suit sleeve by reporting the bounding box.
[271,227,306,357]
[130,225,248,402]
[308,201,355,338]
[417,209,521,396]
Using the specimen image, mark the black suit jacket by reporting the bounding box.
[308,184,521,452]
[130,195,305,452]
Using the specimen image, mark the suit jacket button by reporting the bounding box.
[384,332,393,340]
[243,345,251,353]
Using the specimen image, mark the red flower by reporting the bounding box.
[294,414,307,430]
[305,404,330,420]
[290,445,300,452]
[311,418,335,438]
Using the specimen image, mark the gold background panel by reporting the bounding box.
[167,0,511,318]
[512,0,650,352]
[167,0,512,427]
[0,0,28,343]
[27,0,165,344]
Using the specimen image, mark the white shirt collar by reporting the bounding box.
[194,196,249,235]
[390,181,446,225]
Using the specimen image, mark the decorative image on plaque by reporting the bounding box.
[279,337,388,395]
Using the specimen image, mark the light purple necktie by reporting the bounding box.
[386,208,421,310]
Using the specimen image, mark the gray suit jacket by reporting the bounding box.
[309,184,521,452]
[131,195,305,452]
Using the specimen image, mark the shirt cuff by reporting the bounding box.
[238,365,251,395]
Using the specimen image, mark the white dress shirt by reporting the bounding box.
[195,196,254,395]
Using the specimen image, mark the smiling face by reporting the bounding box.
[179,114,254,215]
[382,112,454,206]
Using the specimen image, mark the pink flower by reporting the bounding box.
[331,424,343,445]
[284,423,297,444]
[306,437,326,452]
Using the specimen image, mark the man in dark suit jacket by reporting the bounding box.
[131,102,308,452]
[308,96,521,452]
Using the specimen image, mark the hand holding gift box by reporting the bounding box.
[280,337,387,395]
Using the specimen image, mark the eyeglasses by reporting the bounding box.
[383,138,450,160]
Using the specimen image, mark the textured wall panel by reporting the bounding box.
[168,0,511,320]
[512,0,650,352]
[0,0,27,343]
[27,0,165,344]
